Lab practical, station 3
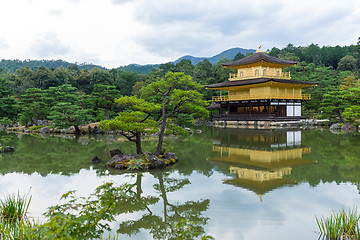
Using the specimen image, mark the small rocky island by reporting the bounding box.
[99,149,179,170]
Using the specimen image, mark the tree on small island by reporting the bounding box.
[100,72,208,156]
[141,71,208,155]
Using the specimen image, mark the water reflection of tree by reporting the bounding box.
[116,172,210,239]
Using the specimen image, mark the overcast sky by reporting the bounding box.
[0,0,359,68]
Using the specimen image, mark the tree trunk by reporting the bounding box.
[74,125,81,135]
[105,108,110,120]
[337,109,346,123]
[155,116,166,156]
[135,131,143,154]
[155,93,168,155]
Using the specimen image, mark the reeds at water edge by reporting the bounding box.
[0,192,40,239]
[316,207,360,240]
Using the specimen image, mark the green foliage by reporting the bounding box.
[0,59,103,74]
[0,77,20,120]
[100,110,158,154]
[0,40,359,127]
[0,174,213,240]
[100,111,157,134]
[19,88,48,125]
[317,75,360,123]
[140,71,208,155]
[319,89,348,122]
[164,123,191,137]
[28,125,46,131]
[40,182,134,240]
[172,219,214,240]
[115,96,161,113]
[176,113,193,127]
[90,84,121,120]
[47,85,94,130]
[337,55,358,71]
[268,43,353,69]
[343,105,360,122]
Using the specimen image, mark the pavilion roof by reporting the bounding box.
[222,51,297,68]
[205,78,318,89]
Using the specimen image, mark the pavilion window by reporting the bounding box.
[263,69,266,75]
[255,69,259,76]
[271,105,278,113]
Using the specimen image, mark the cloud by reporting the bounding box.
[48,9,63,16]
[1,0,359,67]
[0,39,10,49]
[111,0,133,5]
[29,33,70,58]
[128,0,360,59]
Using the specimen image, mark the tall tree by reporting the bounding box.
[140,72,208,155]
[19,88,48,125]
[337,55,357,71]
[47,84,94,133]
[319,89,348,122]
[0,77,20,121]
[91,84,120,120]
[174,59,194,76]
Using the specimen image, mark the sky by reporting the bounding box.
[0,0,359,68]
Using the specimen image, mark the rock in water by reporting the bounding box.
[184,127,194,135]
[341,124,356,133]
[91,156,101,164]
[330,123,341,130]
[163,152,178,160]
[4,146,15,152]
[39,127,50,133]
[92,126,102,134]
[109,149,123,157]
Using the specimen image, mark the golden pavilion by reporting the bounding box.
[205,48,318,121]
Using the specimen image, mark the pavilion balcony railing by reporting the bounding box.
[229,72,291,81]
[212,94,311,102]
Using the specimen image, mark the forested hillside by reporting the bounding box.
[0,40,359,129]
[0,59,105,73]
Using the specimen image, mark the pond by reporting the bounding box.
[0,127,360,240]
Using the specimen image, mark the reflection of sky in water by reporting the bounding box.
[1,129,360,240]
[1,169,359,240]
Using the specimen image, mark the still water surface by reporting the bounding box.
[0,127,359,239]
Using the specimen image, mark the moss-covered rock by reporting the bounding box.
[107,151,179,170]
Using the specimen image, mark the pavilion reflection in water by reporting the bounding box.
[208,128,315,200]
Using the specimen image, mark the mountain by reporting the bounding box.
[0,47,256,74]
[174,47,256,65]
[119,47,256,74]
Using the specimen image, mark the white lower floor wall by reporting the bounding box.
[271,102,301,117]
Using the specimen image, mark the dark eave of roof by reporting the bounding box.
[204,78,319,89]
[222,52,297,67]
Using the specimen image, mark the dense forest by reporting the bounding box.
[0,40,359,129]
